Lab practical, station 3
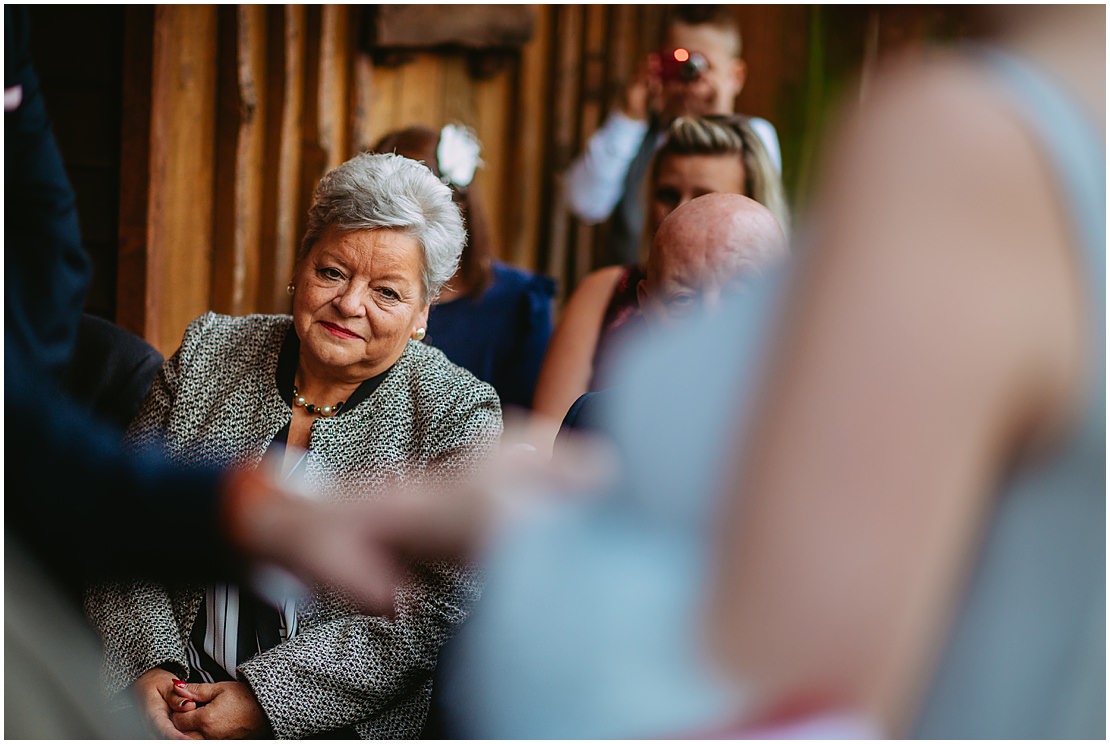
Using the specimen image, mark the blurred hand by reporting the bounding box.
[131,668,200,740]
[220,466,403,615]
[371,417,621,564]
[620,53,663,121]
[219,424,619,616]
[170,681,271,739]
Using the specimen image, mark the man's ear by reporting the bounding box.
[732,58,748,97]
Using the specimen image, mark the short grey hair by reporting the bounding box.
[299,152,465,303]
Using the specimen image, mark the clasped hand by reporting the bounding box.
[133,668,271,740]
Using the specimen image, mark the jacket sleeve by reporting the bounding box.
[82,313,230,695]
[238,377,502,738]
[83,580,194,697]
[564,112,650,223]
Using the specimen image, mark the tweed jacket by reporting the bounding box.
[84,313,502,739]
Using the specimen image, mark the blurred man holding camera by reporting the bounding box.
[565,5,780,266]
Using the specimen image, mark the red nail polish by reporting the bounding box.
[172,679,186,688]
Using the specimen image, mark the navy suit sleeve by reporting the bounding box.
[5,5,91,379]
[3,8,238,592]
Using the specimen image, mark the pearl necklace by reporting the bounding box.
[292,385,344,417]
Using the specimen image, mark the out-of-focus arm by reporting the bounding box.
[707,60,1083,735]
[564,113,650,223]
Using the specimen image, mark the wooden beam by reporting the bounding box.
[258,5,305,312]
[505,3,551,271]
[545,5,583,301]
[575,3,607,277]
[318,5,352,170]
[211,5,267,317]
[146,5,218,355]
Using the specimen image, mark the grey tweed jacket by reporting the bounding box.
[84,313,502,739]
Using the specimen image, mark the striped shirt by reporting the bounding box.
[186,327,391,683]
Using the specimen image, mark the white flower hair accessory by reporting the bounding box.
[436,123,483,188]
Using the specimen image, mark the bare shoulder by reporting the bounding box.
[814,49,1087,450]
[563,265,628,318]
[531,266,629,424]
[548,265,629,343]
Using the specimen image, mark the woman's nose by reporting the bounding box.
[333,285,367,316]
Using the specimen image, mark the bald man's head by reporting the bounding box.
[639,193,786,325]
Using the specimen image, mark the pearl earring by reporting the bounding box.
[412,327,426,341]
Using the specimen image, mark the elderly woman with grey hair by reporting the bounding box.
[84,152,502,740]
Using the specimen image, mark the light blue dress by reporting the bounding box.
[439,46,1105,739]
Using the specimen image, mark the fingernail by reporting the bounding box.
[172,679,186,688]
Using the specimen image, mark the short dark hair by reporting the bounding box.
[664,5,742,57]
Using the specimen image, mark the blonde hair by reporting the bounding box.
[651,115,790,235]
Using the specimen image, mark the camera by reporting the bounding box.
[659,48,709,82]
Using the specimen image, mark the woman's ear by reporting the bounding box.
[416,303,430,331]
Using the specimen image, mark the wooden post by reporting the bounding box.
[258,5,306,313]
[506,3,552,271]
[145,5,218,355]
[317,5,352,170]
[211,5,267,317]
[574,3,607,278]
[545,5,583,303]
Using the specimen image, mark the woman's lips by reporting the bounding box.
[319,321,363,340]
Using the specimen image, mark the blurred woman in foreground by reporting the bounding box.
[710,5,1104,736]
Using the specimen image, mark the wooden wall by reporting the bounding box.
[30,4,979,356]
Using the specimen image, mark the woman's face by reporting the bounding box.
[293,225,428,383]
[650,152,746,232]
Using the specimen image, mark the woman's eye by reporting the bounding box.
[654,187,680,208]
[318,267,344,281]
[378,287,400,301]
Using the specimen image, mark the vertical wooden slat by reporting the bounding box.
[258,5,305,312]
[317,4,351,170]
[441,55,475,126]
[211,6,267,316]
[117,6,155,339]
[472,67,510,259]
[506,3,551,271]
[574,3,607,278]
[364,61,402,147]
[545,5,584,301]
[147,5,218,355]
[299,5,326,246]
[350,48,377,154]
[607,4,636,118]
[397,56,444,127]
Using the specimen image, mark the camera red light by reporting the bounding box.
[673,48,690,63]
